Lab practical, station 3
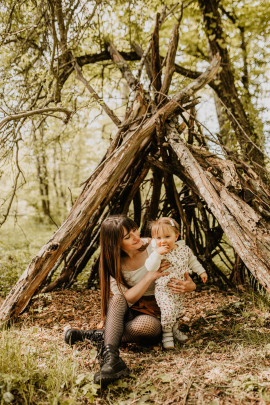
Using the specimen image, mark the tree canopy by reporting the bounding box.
[1,0,269,224]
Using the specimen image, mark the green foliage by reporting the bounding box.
[0,328,99,404]
[0,216,98,296]
[0,218,56,297]
[0,0,269,223]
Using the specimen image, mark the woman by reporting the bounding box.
[65,215,196,385]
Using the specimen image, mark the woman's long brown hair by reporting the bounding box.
[99,215,139,318]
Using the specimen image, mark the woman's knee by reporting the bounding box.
[149,318,162,337]
[134,316,161,337]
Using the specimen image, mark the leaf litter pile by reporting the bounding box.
[16,287,270,404]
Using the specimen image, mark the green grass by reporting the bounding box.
[1,327,270,405]
[0,217,56,297]
[0,216,97,297]
[0,290,270,404]
[0,328,99,404]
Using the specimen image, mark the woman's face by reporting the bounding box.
[120,227,142,252]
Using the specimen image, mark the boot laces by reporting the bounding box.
[98,345,118,365]
[103,350,117,363]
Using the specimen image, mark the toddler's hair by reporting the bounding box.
[150,217,180,237]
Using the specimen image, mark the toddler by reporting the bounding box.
[145,217,207,349]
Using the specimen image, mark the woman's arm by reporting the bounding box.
[124,261,169,304]
[167,272,196,294]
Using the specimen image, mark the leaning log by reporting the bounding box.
[167,121,270,292]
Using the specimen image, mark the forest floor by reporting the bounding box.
[3,286,270,404]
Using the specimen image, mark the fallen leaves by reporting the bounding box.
[12,286,270,404]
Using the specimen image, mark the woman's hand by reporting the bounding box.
[167,272,196,294]
[125,259,170,305]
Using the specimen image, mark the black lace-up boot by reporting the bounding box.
[94,344,129,385]
[64,328,104,346]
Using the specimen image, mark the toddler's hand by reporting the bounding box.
[147,259,170,282]
[200,272,208,283]
[156,246,170,255]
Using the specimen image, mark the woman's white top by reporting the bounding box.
[110,241,155,297]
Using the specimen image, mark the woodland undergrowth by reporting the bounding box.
[1,220,270,404]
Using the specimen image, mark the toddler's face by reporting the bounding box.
[154,226,178,251]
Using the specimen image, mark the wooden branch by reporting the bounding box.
[73,59,121,128]
[172,54,220,104]
[47,0,58,75]
[132,4,182,83]
[0,141,23,227]
[0,107,72,131]
[190,144,242,191]
[120,85,150,129]
[158,23,179,104]
[208,157,241,191]
[58,51,216,100]
[42,164,128,292]
[132,42,153,82]
[53,0,67,53]
[0,133,151,322]
[167,122,270,292]
[107,42,138,91]
[133,189,142,226]
[189,146,270,218]
[76,50,204,81]
[76,50,138,66]
[146,156,173,174]
[149,167,163,219]
[171,177,197,253]
[122,164,150,214]
[151,13,162,93]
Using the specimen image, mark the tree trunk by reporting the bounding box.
[198,0,265,176]
[33,126,51,220]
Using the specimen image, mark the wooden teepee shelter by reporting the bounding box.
[1,14,270,325]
